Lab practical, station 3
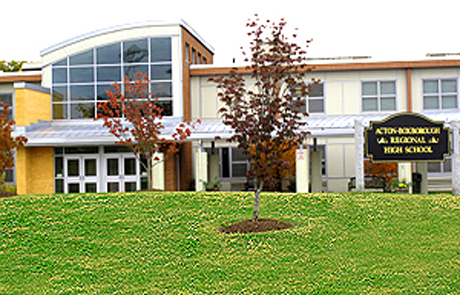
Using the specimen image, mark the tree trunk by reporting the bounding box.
[253,179,264,222]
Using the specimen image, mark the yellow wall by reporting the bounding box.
[14,87,51,126]
[16,147,54,195]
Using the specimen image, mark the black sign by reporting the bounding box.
[365,113,450,162]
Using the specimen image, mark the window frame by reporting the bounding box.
[422,78,458,111]
[361,80,397,113]
[292,82,325,114]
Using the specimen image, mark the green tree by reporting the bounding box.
[0,60,26,72]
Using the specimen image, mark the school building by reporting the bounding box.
[1,20,460,194]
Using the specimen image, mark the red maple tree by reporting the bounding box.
[95,72,198,190]
[0,101,27,181]
[210,16,316,221]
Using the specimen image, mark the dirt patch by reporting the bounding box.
[220,218,293,234]
[0,191,16,198]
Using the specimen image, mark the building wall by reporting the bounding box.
[14,84,51,126]
[16,146,54,195]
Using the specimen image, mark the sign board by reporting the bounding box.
[365,113,450,162]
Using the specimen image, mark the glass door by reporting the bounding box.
[104,154,139,192]
[65,156,99,193]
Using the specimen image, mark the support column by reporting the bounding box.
[310,150,322,192]
[208,154,220,183]
[415,162,428,194]
[151,152,165,190]
[194,149,208,191]
[398,163,412,194]
[354,120,365,192]
[296,148,309,193]
[452,121,460,195]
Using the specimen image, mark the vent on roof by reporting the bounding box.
[306,56,372,61]
[426,53,460,57]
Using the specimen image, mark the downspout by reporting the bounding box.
[406,68,412,113]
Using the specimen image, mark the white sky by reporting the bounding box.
[1,0,460,65]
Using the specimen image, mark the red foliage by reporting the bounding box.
[0,102,27,177]
[95,72,198,189]
[364,159,398,187]
[209,15,316,220]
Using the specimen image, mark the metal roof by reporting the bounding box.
[18,111,460,146]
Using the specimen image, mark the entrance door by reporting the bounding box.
[104,155,139,192]
[65,156,99,193]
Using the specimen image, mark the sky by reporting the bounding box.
[1,0,460,65]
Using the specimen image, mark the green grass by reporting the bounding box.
[1,191,459,294]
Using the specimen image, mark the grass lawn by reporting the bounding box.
[0,191,459,294]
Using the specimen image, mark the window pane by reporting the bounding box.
[107,182,119,192]
[0,94,12,106]
[424,96,439,109]
[151,37,172,62]
[151,64,172,80]
[70,85,94,101]
[65,147,99,154]
[68,159,79,177]
[221,148,230,178]
[151,82,172,97]
[362,82,377,96]
[124,158,136,175]
[124,64,148,80]
[70,102,95,119]
[55,157,63,177]
[97,43,121,64]
[362,97,378,111]
[53,68,68,84]
[423,80,438,94]
[124,39,148,63]
[70,50,93,65]
[441,80,456,93]
[156,100,173,116]
[232,148,246,161]
[97,84,115,101]
[444,158,452,172]
[84,159,97,176]
[68,183,80,193]
[381,97,396,111]
[428,162,441,173]
[97,66,121,82]
[55,179,64,193]
[125,182,137,192]
[107,158,119,176]
[85,183,97,193]
[53,86,68,102]
[308,99,324,113]
[232,163,247,177]
[53,103,68,119]
[53,59,67,66]
[69,67,94,83]
[380,81,395,95]
[309,83,323,97]
[4,169,13,183]
[442,95,457,109]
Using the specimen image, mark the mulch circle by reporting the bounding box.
[220,218,294,234]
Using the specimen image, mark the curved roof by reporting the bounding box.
[40,19,214,57]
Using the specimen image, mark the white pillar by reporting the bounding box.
[310,150,322,192]
[296,148,309,193]
[195,150,208,191]
[398,162,412,194]
[151,152,165,190]
[354,119,365,192]
[452,121,460,195]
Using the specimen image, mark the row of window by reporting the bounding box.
[51,37,173,120]
[185,42,207,65]
[295,78,459,114]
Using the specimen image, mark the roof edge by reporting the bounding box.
[40,19,214,57]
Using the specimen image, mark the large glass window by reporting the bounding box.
[0,93,13,121]
[423,79,458,110]
[51,37,173,120]
[362,81,396,112]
